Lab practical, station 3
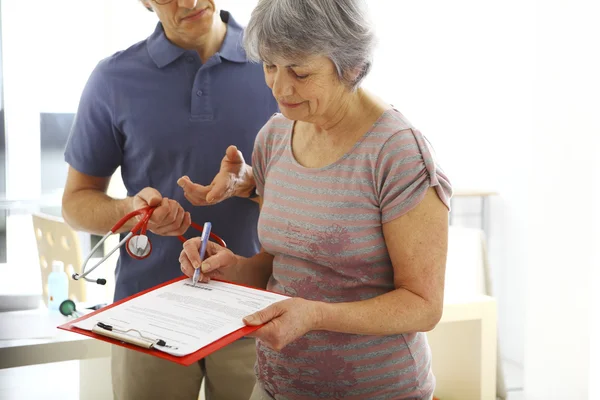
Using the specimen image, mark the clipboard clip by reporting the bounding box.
[92,322,177,350]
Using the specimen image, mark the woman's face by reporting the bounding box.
[263,55,350,122]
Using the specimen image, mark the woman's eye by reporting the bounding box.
[265,64,276,71]
[291,70,309,80]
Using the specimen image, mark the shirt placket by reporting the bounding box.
[190,57,221,121]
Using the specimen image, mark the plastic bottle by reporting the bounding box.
[47,260,69,311]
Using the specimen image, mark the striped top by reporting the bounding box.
[252,109,452,400]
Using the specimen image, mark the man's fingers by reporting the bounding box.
[148,198,170,226]
[155,207,189,236]
[165,199,180,225]
[183,191,210,206]
[179,177,212,194]
[177,175,191,189]
[206,177,231,203]
[225,145,245,164]
[137,187,162,207]
[178,176,214,205]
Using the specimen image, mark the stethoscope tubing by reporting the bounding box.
[73,206,225,283]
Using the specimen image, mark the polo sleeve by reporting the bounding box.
[64,60,124,177]
[376,128,452,223]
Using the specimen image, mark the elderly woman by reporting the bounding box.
[178,0,452,398]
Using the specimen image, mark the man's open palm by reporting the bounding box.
[177,145,254,206]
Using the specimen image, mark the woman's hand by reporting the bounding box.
[177,145,255,206]
[133,187,191,236]
[243,298,323,351]
[179,239,238,283]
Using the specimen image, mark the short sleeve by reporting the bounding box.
[252,115,278,197]
[64,60,124,177]
[376,128,452,223]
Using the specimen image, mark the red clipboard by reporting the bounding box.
[58,276,265,366]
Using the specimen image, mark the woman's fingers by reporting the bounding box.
[182,237,203,268]
[179,252,195,278]
[200,242,235,272]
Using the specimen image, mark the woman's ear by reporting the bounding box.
[344,67,362,83]
[343,62,371,89]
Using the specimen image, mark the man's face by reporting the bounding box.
[142,0,217,48]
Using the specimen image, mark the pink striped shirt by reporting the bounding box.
[252,109,452,400]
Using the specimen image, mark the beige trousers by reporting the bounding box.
[111,338,257,400]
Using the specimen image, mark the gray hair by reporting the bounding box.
[243,0,376,91]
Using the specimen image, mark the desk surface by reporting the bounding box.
[1,296,496,369]
[453,188,499,197]
[440,295,496,323]
[0,309,111,369]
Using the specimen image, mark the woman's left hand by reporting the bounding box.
[243,298,323,351]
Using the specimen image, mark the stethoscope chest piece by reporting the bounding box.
[59,299,82,317]
[126,234,152,260]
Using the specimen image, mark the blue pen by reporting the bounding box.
[193,222,212,286]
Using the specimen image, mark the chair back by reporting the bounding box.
[32,213,86,304]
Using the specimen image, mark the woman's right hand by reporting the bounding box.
[179,239,238,283]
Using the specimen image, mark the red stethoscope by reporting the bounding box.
[72,206,225,285]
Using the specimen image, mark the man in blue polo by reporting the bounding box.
[62,1,277,399]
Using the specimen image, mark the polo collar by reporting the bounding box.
[147,10,247,68]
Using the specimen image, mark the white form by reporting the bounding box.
[73,279,289,356]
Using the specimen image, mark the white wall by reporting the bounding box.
[524,0,600,398]
[591,150,600,398]
[364,0,534,366]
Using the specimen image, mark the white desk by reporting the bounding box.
[1,297,496,400]
[0,309,113,400]
[428,295,498,400]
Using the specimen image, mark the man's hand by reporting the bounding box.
[177,145,255,206]
[132,187,191,236]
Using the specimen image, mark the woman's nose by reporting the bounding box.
[272,73,293,98]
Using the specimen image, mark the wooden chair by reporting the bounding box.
[32,213,86,304]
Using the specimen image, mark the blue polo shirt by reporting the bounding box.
[65,11,278,301]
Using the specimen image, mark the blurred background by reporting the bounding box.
[0,0,598,399]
